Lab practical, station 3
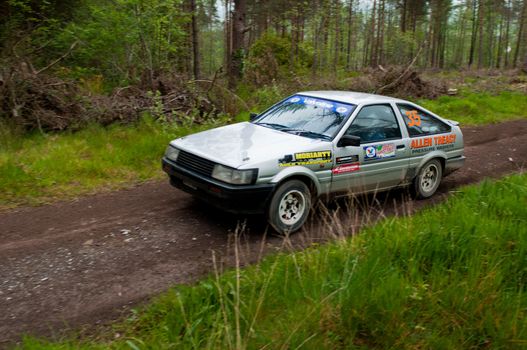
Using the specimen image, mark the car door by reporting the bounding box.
[331,103,410,194]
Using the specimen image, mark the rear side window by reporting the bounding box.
[397,104,451,137]
[345,104,402,143]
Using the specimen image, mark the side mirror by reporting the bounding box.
[249,112,258,122]
[337,135,361,147]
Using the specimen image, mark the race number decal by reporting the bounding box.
[406,110,421,127]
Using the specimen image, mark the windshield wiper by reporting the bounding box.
[283,129,332,141]
[255,122,290,130]
[257,123,331,140]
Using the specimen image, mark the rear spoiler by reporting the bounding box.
[447,119,459,126]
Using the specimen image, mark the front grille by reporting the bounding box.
[176,150,216,177]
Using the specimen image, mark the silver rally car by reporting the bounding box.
[162,91,465,233]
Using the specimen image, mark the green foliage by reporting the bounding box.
[21,174,527,349]
[52,0,189,85]
[249,32,292,66]
[417,92,527,125]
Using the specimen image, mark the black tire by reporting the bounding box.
[413,159,443,199]
[267,180,312,235]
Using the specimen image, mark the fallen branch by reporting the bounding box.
[35,41,79,75]
[375,42,426,95]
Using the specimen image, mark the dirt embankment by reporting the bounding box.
[0,119,526,348]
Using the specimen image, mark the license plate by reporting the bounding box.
[183,180,197,190]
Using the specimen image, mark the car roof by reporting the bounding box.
[298,91,407,105]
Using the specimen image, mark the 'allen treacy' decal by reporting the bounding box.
[363,143,396,161]
[336,155,359,164]
[411,134,456,154]
[279,150,332,167]
[332,163,360,174]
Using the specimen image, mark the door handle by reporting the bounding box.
[396,144,405,149]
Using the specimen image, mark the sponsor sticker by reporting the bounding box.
[410,134,456,154]
[363,143,396,161]
[332,163,360,174]
[279,150,332,167]
[336,155,359,164]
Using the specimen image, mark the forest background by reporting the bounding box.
[1,0,526,133]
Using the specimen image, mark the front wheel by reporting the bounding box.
[267,180,312,234]
[413,159,443,199]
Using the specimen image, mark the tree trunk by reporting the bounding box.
[228,0,246,87]
[495,1,504,68]
[224,0,231,74]
[504,0,512,67]
[377,0,385,66]
[370,0,377,66]
[189,0,200,79]
[346,0,354,70]
[468,0,478,67]
[477,0,485,68]
[400,0,407,33]
[333,0,341,73]
[513,0,527,68]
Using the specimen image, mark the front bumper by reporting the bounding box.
[162,157,275,214]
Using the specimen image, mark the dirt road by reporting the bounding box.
[1,120,526,347]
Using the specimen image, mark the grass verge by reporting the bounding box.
[1,91,526,208]
[0,115,231,209]
[21,173,527,349]
[418,91,527,125]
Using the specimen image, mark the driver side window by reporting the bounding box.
[345,104,402,143]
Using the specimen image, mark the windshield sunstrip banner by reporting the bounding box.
[286,95,354,115]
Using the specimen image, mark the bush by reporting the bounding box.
[244,32,312,86]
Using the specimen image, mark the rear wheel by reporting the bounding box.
[267,180,312,234]
[413,159,442,199]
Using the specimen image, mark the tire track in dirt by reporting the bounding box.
[0,119,526,347]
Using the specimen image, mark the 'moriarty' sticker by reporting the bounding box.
[279,150,332,167]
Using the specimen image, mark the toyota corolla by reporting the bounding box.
[162,91,465,233]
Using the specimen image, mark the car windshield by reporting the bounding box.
[254,95,356,140]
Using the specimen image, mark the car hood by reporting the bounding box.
[170,122,329,168]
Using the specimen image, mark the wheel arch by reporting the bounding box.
[270,167,320,198]
[415,152,447,179]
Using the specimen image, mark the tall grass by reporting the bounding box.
[21,173,527,349]
[0,116,228,208]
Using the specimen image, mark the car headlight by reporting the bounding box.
[212,164,256,185]
[165,145,180,161]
